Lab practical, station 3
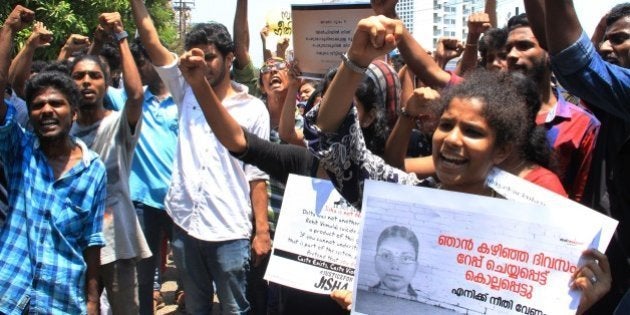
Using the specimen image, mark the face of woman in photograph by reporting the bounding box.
[374,236,418,293]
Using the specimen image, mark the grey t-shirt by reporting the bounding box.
[71,110,151,264]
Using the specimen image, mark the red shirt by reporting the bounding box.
[524,165,568,197]
[535,90,600,202]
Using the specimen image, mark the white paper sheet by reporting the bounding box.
[353,179,618,315]
[264,174,363,294]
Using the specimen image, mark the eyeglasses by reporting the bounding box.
[261,61,288,74]
[376,252,416,265]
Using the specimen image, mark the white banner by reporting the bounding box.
[353,179,618,315]
[291,2,373,78]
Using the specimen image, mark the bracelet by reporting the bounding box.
[341,53,368,74]
[114,30,128,42]
[397,107,415,119]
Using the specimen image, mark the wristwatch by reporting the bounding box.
[114,30,128,42]
[341,53,368,74]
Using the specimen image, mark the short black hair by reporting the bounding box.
[25,71,82,110]
[507,72,553,168]
[40,60,71,76]
[355,76,390,157]
[100,43,121,72]
[30,60,49,74]
[303,67,338,115]
[507,13,530,32]
[130,39,149,67]
[184,22,235,56]
[70,54,111,86]
[130,38,156,65]
[606,3,630,27]
[479,28,508,66]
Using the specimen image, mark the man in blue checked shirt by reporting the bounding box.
[0,6,107,314]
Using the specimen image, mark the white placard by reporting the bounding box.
[264,174,363,294]
[291,2,373,79]
[486,167,617,249]
[353,179,618,315]
[264,6,293,57]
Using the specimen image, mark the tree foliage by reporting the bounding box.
[1,0,179,60]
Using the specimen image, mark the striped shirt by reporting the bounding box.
[535,90,600,202]
[268,129,285,232]
[0,105,107,314]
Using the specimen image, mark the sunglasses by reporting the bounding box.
[261,61,288,74]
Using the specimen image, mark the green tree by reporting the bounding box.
[2,0,178,60]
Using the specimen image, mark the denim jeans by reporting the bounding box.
[247,253,270,315]
[172,224,251,315]
[134,202,173,315]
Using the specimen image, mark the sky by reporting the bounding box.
[190,0,626,65]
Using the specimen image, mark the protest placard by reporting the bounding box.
[291,2,372,78]
[264,174,363,294]
[264,6,292,54]
[353,180,618,315]
[485,167,618,251]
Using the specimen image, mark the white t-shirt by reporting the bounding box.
[155,54,270,242]
[70,109,151,264]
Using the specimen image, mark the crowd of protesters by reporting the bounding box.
[0,0,628,314]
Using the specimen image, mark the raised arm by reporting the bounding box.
[86,25,109,56]
[8,21,52,99]
[233,0,251,69]
[130,0,174,66]
[260,25,273,61]
[400,87,439,178]
[316,16,402,133]
[457,12,491,75]
[99,12,143,126]
[542,0,583,55]
[384,65,414,169]
[179,48,247,152]
[484,0,497,28]
[276,37,290,60]
[522,0,549,51]
[1,6,34,122]
[590,13,608,48]
[278,65,305,146]
[371,0,452,89]
[384,85,439,175]
[57,34,91,61]
[433,37,463,70]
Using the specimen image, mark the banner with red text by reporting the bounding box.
[352,180,618,315]
[264,174,362,294]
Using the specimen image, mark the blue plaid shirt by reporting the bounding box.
[0,105,107,314]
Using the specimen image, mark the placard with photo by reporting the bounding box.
[353,179,617,315]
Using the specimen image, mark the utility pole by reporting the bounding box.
[173,0,195,40]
